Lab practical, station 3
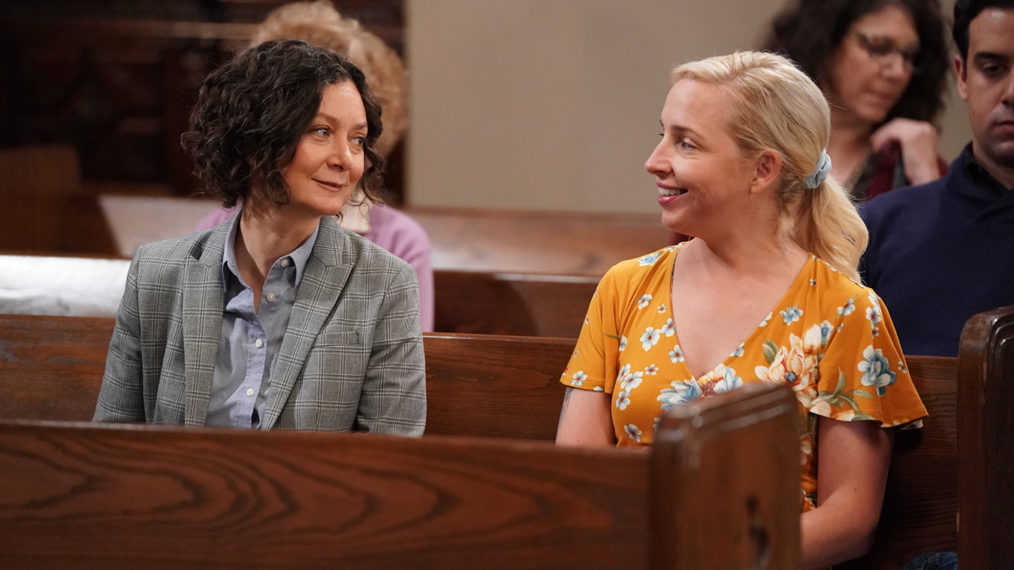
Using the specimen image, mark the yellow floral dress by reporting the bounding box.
[561,244,927,510]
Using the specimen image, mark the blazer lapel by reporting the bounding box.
[261,216,353,429]
[181,222,229,426]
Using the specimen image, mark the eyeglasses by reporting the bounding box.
[853,31,922,73]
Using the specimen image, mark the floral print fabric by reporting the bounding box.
[561,244,926,510]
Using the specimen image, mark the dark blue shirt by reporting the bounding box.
[860,144,1014,357]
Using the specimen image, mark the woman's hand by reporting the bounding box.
[870,118,942,185]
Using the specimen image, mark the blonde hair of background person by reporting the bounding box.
[556,51,926,569]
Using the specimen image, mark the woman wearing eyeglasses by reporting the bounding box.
[763,0,950,201]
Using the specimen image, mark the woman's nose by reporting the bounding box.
[328,140,353,169]
[645,143,670,175]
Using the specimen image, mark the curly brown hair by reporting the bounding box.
[763,0,950,127]
[181,39,385,208]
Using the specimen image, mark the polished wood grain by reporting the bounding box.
[0,315,114,422]
[422,332,571,440]
[0,421,647,569]
[0,382,800,569]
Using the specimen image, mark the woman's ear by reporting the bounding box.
[749,150,782,195]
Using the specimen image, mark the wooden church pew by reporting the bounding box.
[0,382,800,569]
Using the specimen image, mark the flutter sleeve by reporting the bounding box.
[559,269,624,395]
[813,288,927,427]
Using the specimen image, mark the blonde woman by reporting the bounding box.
[556,51,925,569]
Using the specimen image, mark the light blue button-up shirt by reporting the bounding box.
[206,214,320,428]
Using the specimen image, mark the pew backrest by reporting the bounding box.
[0,314,572,440]
[854,355,959,569]
[422,332,571,440]
[0,314,114,422]
[958,303,1014,569]
[433,269,598,337]
[0,382,800,569]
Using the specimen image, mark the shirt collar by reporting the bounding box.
[221,208,322,288]
[951,144,1014,220]
[960,143,1014,194]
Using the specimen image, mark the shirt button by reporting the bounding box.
[266,293,276,302]
[246,388,255,397]
[254,338,264,348]
[280,259,290,267]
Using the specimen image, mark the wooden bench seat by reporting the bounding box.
[0,382,800,569]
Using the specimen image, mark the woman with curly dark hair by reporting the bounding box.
[764,0,951,201]
[93,39,426,434]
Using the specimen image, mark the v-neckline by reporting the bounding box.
[665,245,814,382]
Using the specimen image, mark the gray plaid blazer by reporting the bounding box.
[94,214,426,434]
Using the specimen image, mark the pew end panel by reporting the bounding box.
[651,382,800,570]
[958,304,1014,569]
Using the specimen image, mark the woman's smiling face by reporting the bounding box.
[281,81,368,221]
[644,78,759,237]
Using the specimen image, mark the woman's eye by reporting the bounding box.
[351,136,366,147]
[677,138,695,151]
[311,127,331,137]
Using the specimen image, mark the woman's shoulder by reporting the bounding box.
[335,223,416,282]
[134,227,220,266]
[591,245,680,305]
[808,255,881,306]
[606,245,680,279]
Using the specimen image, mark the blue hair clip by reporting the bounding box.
[804,150,832,189]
